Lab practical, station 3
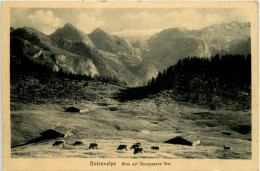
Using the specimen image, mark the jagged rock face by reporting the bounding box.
[88,28,143,66]
[11,27,99,78]
[51,37,74,51]
[51,23,94,47]
[199,21,250,43]
[212,38,251,56]
[146,28,211,71]
[89,28,133,54]
[69,41,93,57]
[32,49,43,58]
[191,21,250,55]
[132,39,149,49]
[53,54,99,77]
[51,23,86,41]
[10,22,251,86]
[142,22,250,73]
[228,38,251,56]
[68,40,142,85]
[52,64,59,72]
[49,25,143,84]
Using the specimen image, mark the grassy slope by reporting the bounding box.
[11,82,251,158]
[10,26,251,159]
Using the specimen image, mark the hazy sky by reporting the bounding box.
[11,8,251,36]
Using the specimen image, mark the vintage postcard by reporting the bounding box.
[1,1,259,170]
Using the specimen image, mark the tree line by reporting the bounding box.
[116,54,251,109]
[148,54,250,94]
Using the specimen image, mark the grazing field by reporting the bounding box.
[11,90,251,159]
[9,11,253,160]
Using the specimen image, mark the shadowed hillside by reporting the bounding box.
[11,54,126,104]
[10,21,252,159]
[115,54,251,110]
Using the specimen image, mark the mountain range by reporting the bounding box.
[10,21,251,86]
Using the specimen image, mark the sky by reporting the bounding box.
[11,8,251,36]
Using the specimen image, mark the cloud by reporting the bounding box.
[11,8,251,36]
[27,10,62,34]
[105,8,251,37]
[166,9,222,30]
[226,8,251,22]
[119,11,162,30]
[124,11,161,21]
[41,27,58,35]
[110,9,222,36]
[12,8,29,17]
[28,10,61,26]
[76,12,104,33]
[165,9,251,30]
[11,8,29,28]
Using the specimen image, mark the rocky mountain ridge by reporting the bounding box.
[10,21,251,86]
[145,21,250,72]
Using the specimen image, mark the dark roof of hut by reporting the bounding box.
[66,107,80,112]
[40,129,64,138]
[164,134,200,146]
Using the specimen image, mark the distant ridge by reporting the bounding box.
[10,21,251,86]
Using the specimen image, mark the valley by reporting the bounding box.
[10,21,252,159]
[11,80,251,159]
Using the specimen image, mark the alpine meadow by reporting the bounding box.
[10,8,252,159]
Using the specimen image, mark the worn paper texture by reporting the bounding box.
[2,1,259,171]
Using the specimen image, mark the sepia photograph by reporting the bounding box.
[2,1,259,170]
